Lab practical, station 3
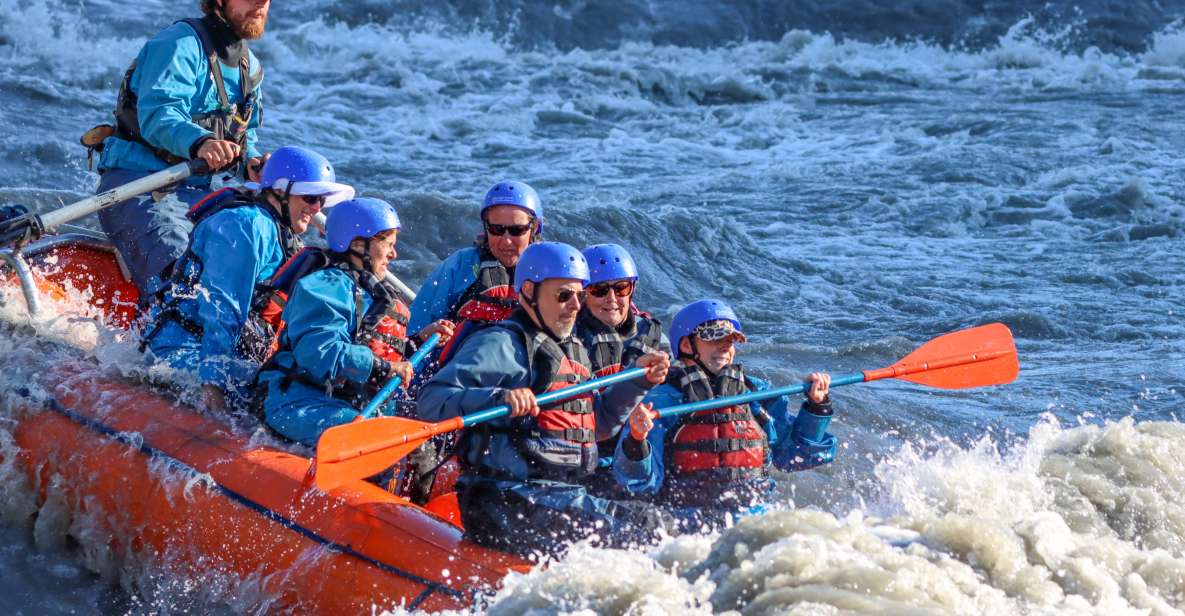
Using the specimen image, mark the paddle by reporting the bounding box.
[359,332,441,419]
[312,366,650,491]
[654,322,1018,420]
[310,210,417,303]
[0,159,209,247]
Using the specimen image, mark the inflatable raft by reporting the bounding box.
[0,233,527,612]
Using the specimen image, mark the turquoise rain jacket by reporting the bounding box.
[99,19,262,172]
[407,246,480,333]
[259,268,380,446]
[144,202,287,389]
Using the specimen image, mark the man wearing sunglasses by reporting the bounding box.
[408,180,542,361]
[142,146,354,413]
[612,299,839,528]
[417,242,673,557]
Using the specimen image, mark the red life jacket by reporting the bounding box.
[458,309,599,480]
[436,242,519,364]
[576,306,667,378]
[664,364,769,480]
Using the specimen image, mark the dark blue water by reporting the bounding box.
[1,0,1184,613]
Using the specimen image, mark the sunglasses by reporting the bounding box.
[293,194,327,206]
[587,280,635,298]
[554,288,586,304]
[484,221,534,237]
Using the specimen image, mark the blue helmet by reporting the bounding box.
[248,146,355,208]
[513,242,589,293]
[669,299,746,352]
[325,197,401,253]
[481,180,543,230]
[583,243,638,285]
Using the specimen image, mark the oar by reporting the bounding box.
[313,366,650,491]
[0,160,209,247]
[655,322,1019,419]
[359,333,441,419]
[311,210,417,303]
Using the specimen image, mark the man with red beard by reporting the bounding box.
[87,0,271,297]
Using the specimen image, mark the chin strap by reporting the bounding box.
[347,237,373,274]
[682,337,718,377]
[265,184,295,230]
[522,284,563,342]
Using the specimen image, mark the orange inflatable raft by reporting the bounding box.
[0,234,527,612]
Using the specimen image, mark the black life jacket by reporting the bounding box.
[662,363,771,496]
[111,15,262,169]
[436,239,519,364]
[140,188,299,363]
[458,309,599,481]
[260,252,417,406]
[576,307,666,378]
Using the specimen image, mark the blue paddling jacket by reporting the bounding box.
[142,190,296,388]
[407,246,483,333]
[99,15,263,172]
[416,309,656,483]
[612,366,837,504]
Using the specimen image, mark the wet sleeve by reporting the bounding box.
[611,388,680,496]
[285,274,375,385]
[134,30,214,160]
[593,368,653,442]
[415,328,529,426]
[408,250,474,332]
[766,387,838,472]
[193,212,272,384]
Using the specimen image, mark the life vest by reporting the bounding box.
[436,240,519,364]
[663,364,770,482]
[88,15,262,170]
[576,307,665,378]
[261,253,417,406]
[140,188,299,363]
[458,309,599,480]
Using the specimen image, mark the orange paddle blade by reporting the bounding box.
[313,416,440,492]
[864,323,1019,389]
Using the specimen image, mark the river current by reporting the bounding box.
[1,0,1184,613]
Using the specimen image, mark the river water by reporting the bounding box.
[1,0,1184,613]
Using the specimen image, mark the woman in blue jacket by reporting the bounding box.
[258,198,452,446]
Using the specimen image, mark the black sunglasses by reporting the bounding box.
[587,280,635,298]
[293,194,327,206]
[554,288,586,304]
[485,221,534,237]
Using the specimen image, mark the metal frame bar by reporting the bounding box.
[0,232,119,318]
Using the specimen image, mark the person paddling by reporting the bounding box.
[407,181,542,361]
[613,299,838,527]
[574,244,671,480]
[85,0,270,296]
[416,242,672,558]
[257,198,452,445]
[140,146,353,412]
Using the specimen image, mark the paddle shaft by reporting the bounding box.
[360,333,441,419]
[655,347,1012,419]
[322,366,648,464]
[311,211,417,303]
[44,160,207,230]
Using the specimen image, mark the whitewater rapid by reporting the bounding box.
[1,0,1184,613]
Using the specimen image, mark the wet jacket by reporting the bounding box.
[416,310,655,483]
[612,368,837,499]
[143,195,290,387]
[99,17,262,172]
[407,246,484,333]
[258,267,403,445]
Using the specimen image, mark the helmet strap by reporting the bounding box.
[686,337,718,377]
[522,283,562,342]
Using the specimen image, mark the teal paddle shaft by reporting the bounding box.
[360,332,441,419]
[461,366,648,427]
[655,372,866,419]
